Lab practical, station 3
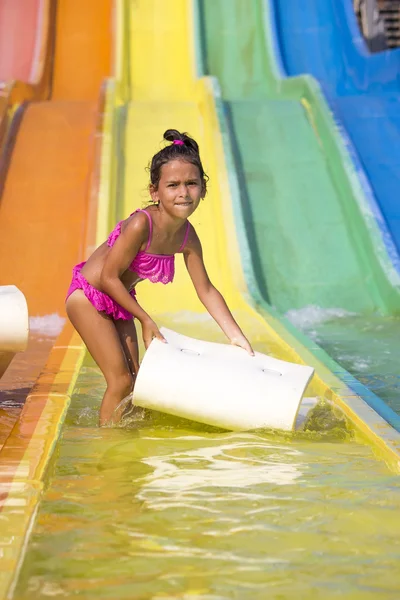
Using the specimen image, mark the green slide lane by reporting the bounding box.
[198,0,400,315]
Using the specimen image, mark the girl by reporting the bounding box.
[66,129,254,425]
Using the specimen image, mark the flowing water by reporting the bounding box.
[286,307,400,416]
[14,356,400,599]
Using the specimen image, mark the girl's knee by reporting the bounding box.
[107,370,134,397]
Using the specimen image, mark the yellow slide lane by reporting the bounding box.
[119,0,400,470]
[124,0,246,319]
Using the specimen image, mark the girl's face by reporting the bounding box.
[150,160,205,219]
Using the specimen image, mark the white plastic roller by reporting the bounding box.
[0,286,29,379]
[133,328,315,431]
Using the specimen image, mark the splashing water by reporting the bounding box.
[29,313,66,337]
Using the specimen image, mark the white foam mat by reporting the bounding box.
[133,328,315,431]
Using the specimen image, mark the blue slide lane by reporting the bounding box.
[271,0,400,263]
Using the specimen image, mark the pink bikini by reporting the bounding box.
[66,209,191,320]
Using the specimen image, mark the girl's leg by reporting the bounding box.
[114,318,141,418]
[113,318,140,380]
[66,290,133,425]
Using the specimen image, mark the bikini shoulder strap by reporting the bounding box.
[136,209,153,251]
[178,220,191,252]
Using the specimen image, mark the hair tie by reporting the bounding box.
[173,140,184,146]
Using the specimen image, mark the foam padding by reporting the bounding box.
[133,328,315,431]
[0,285,28,352]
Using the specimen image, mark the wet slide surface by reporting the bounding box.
[12,2,400,599]
[0,0,112,447]
[273,0,400,256]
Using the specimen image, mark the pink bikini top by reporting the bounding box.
[107,209,191,284]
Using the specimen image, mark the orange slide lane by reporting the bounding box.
[0,0,112,446]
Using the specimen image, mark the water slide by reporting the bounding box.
[199,1,400,415]
[264,0,400,413]
[0,0,112,445]
[198,0,400,315]
[272,0,400,261]
[1,1,400,596]
[0,1,112,593]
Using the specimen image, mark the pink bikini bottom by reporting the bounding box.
[65,262,136,321]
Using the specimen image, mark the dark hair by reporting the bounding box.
[149,129,208,193]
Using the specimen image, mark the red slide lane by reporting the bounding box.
[0,0,44,82]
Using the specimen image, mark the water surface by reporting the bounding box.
[15,364,400,600]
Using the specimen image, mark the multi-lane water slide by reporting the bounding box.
[0,0,112,594]
[0,0,112,444]
[0,0,112,315]
[199,0,400,414]
[199,0,400,314]
[272,0,400,262]
[265,1,400,407]
[1,1,400,597]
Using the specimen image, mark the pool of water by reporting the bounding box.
[14,364,400,599]
[285,308,400,416]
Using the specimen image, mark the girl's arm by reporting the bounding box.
[183,227,254,356]
[100,213,166,348]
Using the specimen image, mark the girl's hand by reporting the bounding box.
[141,318,167,350]
[231,335,255,356]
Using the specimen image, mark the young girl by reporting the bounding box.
[66,129,254,425]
